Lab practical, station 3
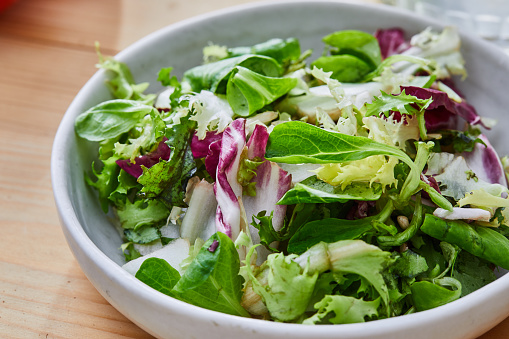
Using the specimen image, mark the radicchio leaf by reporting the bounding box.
[464,134,508,187]
[374,28,410,59]
[214,119,247,239]
[116,137,171,178]
[191,131,223,178]
[401,86,488,130]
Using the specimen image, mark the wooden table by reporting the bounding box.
[1,0,508,338]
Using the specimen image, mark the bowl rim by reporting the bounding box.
[51,0,509,337]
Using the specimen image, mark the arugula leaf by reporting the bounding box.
[172,232,250,317]
[392,249,429,279]
[182,54,281,93]
[365,90,433,118]
[452,251,496,296]
[135,257,181,297]
[75,99,155,142]
[226,66,297,116]
[278,176,383,205]
[322,30,382,69]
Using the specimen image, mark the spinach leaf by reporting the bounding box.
[421,214,509,270]
[311,55,371,82]
[277,176,382,205]
[452,251,496,297]
[135,257,181,297]
[265,121,415,169]
[75,99,155,141]
[172,232,250,317]
[288,200,394,254]
[322,30,382,69]
[226,66,297,116]
[182,54,281,93]
[288,218,374,254]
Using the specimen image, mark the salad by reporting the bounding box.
[75,26,509,324]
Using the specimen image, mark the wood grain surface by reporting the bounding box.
[0,0,508,338]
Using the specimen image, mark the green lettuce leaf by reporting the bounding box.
[303,295,380,324]
[322,30,382,69]
[96,45,156,104]
[244,248,319,322]
[226,66,297,116]
[172,232,250,317]
[311,55,371,82]
[135,257,181,297]
[182,54,281,93]
[116,198,170,230]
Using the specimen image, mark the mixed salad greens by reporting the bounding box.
[75,26,509,324]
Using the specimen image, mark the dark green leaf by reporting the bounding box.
[311,55,371,82]
[172,232,250,317]
[287,218,374,254]
[124,226,161,244]
[228,38,301,65]
[182,54,281,93]
[322,30,382,69]
[265,121,415,169]
[410,278,461,311]
[278,176,383,205]
[226,66,297,117]
[75,99,155,141]
[135,257,181,296]
[138,115,197,207]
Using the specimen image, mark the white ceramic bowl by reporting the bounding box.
[51,1,509,338]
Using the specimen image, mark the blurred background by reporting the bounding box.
[0,0,507,338]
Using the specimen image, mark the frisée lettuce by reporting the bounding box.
[75,27,509,324]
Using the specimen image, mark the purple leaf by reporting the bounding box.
[191,131,222,158]
[374,28,410,59]
[116,137,171,178]
[191,131,223,178]
[401,86,489,130]
[246,124,270,159]
[464,134,507,187]
[214,119,247,239]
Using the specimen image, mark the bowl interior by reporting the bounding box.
[52,1,509,338]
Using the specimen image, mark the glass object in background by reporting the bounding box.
[382,0,509,53]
